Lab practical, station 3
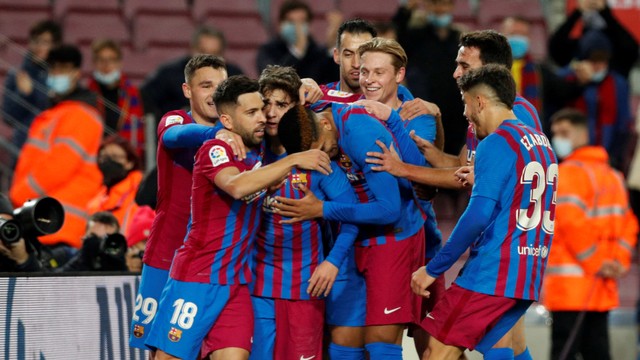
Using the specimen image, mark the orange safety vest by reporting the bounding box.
[10,100,103,248]
[87,169,143,236]
[542,146,638,311]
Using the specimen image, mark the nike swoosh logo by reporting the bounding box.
[300,356,316,360]
[384,306,401,314]
[426,313,435,320]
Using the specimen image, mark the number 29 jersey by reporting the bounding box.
[456,120,557,301]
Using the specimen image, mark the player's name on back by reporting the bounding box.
[520,132,552,152]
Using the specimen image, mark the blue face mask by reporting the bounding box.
[93,70,121,85]
[427,14,453,28]
[591,69,607,83]
[46,74,72,95]
[508,35,529,59]
[280,22,308,45]
[552,136,573,159]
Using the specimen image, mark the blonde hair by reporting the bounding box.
[357,37,407,71]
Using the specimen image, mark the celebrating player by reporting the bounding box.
[411,65,557,360]
[144,75,331,360]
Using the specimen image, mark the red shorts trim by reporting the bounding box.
[275,298,325,360]
[420,284,518,350]
[200,285,253,358]
[356,228,425,326]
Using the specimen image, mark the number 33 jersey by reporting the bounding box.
[457,119,558,301]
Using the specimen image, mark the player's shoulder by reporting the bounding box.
[158,110,191,129]
[197,139,234,166]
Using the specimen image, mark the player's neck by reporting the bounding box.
[191,113,217,127]
[268,136,286,155]
[490,108,517,132]
[340,79,362,94]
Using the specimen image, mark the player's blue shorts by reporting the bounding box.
[145,278,248,360]
[250,296,276,360]
[325,247,366,327]
[129,264,169,350]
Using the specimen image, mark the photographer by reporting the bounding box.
[0,194,43,272]
[57,212,128,272]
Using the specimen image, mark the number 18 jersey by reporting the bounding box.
[456,120,557,301]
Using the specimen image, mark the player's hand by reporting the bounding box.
[307,260,339,297]
[411,266,436,298]
[411,130,443,165]
[268,174,288,193]
[399,98,440,121]
[215,129,246,160]
[454,166,474,187]
[273,184,323,223]
[365,140,408,177]
[16,71,34,96]
[291,149,332,175]
[299,78,323,105]
[0,238,30,265]
[353,99,393,121]
[413,183,438,201]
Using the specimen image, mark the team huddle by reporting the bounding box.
[128,19,556,360]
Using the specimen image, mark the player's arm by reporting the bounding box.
[162,123,219,148]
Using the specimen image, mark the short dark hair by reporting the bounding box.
[191,25,226,50]
[29,19,62,44]
[46,44,82,68]
[213,75,261,115]
[91,38,122,60]
[551,108,588,127]
[457,64,515,110]
[336,18,377,49]
[184,54,226,83]
[278,105,319,154]
[460,30,513,69]
[278,0,313,23]
[259,65,302,104]
[99,135,141,171]
[89,211,120,233]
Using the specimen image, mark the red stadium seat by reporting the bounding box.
[453,0,477,25]
[63,13,130,46]
[192,0,261,23]
[339,0,396,22]
[54,0,121,20]
[0,9,51,44]
[124,0,190,21]
[203,16,268,49]
[477,0,544,26]
[133,14,195,50]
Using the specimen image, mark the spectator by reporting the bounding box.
[543,108,638,360]
[124,205,154,273]
[134,165,157,210]
[393,0,467,156]
[373,21,398,40]
[57,211,127,272]
[256,0,336,85]
[2,20,62,160]
[140,26,243,122]
[502,16,540,111]
[87,135,143,236]
[548,0,638,79]
[553,30,632,170]
[87,39,145,158]
[9,44,103,250]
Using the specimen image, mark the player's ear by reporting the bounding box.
[395,67,406,83]
[333,47,340,65]
[218,113,233,130]
[319,116,332,131]
[182,83,191,99]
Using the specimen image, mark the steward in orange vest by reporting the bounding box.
[10,45,103,249]
[543,108,637,359]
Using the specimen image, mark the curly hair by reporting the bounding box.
[278,105,319,154]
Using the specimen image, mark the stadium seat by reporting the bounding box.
[121,45,181,82]
[339,0,396,22]
[133,14,195,50]
[192,0,261,23]
[0,0,50,12]
[224,47,258,78]
[203,16,268,49]
[0,9,51,44]
[453,0,478,25]
[53,0,121,20]
[477,0,544,26]
[124,0,190,21]
[64,13,130,46]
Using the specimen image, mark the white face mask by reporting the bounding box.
[552,136,573,159]
[93,69,121,85]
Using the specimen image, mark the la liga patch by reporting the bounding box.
[209,145,230,167]
[164,115,184,126]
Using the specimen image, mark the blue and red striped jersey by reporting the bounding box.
[456,120,557,301]
[323,103,425,246]
[143,110,196,270]
[251,162,358,300]
[170,139,266,285]
[466,95,542,164]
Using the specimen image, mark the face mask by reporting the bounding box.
[93,70,121,85]
[591,69,607,83]
[280,22,307,45]
[47,74,72,95]
[508,35,529,59]
[427,14,452,28]
[98,158,129,187]
[552,136,573,159]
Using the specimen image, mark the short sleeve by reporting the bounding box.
[196,140,241,182]
[472,134,515,201]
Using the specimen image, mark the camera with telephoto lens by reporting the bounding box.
[84,232,128,271]
[0,197,64,246]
